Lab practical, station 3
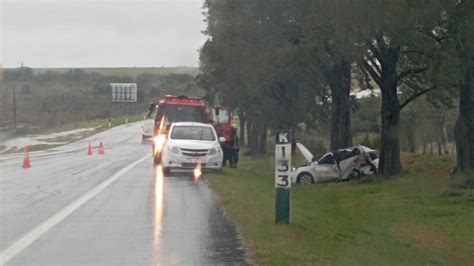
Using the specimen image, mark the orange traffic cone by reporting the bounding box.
[98,142,105,155]
[87,142,93,155]
[22,146,31,168]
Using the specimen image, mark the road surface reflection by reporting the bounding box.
[152,165,164,253]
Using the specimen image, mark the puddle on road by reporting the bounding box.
[153,165,164,253]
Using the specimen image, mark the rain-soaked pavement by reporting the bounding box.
[0,122,250,265]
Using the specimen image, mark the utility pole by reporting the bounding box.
[15,61,24,134]
[12,84,17,133]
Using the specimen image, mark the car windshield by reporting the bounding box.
[156,105,205,123]
[170,126,216,141]
[318,154,335,165]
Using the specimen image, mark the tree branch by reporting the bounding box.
[399,86,436,110]
[400,47,425,55]
[362,60,383,88]
[374,32,387,57]
[396,65,429,83]
[416,26,446,44]
[368,56,382,78]
[366,40,383,65]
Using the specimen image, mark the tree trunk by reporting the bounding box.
[454,76,474,172]
[246,120,252,149]
[326,58,353,150]
[380,89,403,176]
[246,120,259,155]
[436,112,449,155]
[406,126,416,153]
[239,115,246,148]
[378,46,403,177]
[437,138,442,156]
[258,126,267,154]
[442,123,449,154]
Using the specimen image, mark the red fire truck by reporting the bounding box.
[212,106,233,148]
[147,95,232,164]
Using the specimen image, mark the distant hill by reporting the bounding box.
[32,67,201,78]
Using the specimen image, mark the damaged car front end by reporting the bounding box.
[291,144,379,185]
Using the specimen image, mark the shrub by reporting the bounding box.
[451,171,474,189]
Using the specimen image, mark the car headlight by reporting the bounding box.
[170,146,180,154]
[208,148,218,155]
[153,135,167,154]
[291,167,297,172]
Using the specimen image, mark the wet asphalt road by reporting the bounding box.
[0,123,250,265]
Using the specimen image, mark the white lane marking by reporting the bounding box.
[0,154,151,265]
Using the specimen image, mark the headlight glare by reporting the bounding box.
[153,135,166,154]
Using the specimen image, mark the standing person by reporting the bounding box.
[222,143,231,167]
[146,102,156,118]
[229,127,240,168]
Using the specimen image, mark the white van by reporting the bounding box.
[161,122,224,174]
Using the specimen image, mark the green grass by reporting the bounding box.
[13,113,144,137]
[206,154,474,265]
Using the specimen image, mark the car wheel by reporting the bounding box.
[297,172,314,185]
[350,169,361,180]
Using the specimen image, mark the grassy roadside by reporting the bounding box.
[206,154,474,265]
[13,113,145,136]
[0,113,145,154]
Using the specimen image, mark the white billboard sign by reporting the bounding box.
[111,83,137,102]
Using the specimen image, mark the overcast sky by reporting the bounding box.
[1,0,207,68]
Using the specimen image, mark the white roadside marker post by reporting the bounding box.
[275,130,291,224]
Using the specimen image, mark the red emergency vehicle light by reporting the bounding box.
[160,95,205,107]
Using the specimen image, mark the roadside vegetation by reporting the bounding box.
[198,3,473,262]
[199,0,474,178]
[0,67,203,134]
[13,113,144,137]
[33,67,200,78]
[207,154,474,265]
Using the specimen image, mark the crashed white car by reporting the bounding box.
[161,122,223,174]
[291,143,379,185]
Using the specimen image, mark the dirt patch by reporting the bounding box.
[393,221,471,263]
[345,203,369,213]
